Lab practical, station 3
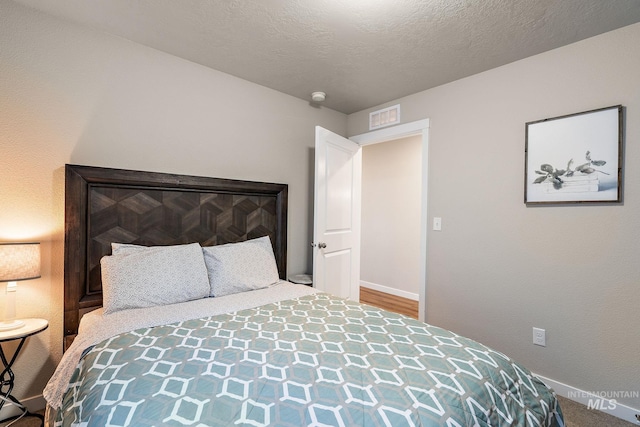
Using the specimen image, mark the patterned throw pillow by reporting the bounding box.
[101,243,210,314]
[202,236,280,297]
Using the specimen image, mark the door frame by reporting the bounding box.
[350,119,430,321]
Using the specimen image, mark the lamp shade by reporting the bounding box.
[0,243,41,282]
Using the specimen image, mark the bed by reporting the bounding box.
[44,164,564,426]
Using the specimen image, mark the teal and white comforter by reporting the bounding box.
[55,292,564,426]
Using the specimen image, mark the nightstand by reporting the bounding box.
[0,318,48,426]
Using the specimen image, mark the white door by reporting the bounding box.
[313,126,361,300]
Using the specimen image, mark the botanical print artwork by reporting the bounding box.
[525,106,622,204]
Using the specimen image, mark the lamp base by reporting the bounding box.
[0,320,25,331]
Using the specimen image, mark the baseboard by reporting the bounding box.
[536,374,640,425]
[359,280,419,301]
[0,394,45,420]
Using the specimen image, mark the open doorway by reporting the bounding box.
[350,119,429,321]
[360,136,422,318]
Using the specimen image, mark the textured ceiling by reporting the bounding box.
[11,0,640,114]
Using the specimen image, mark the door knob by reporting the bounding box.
[318,242,327,249]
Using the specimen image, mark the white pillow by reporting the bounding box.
[202,236,280,297]
[111,242,153,255]
[101,243,210,314]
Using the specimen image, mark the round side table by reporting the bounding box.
[289,274,313,286]
[0,318,48,426]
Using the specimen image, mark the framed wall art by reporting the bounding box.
[525,105,623,204]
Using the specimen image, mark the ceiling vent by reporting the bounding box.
[369,104,400,130]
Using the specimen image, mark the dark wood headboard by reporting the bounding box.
[64,164,288,350]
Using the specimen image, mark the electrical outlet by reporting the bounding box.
[533,327,546,346]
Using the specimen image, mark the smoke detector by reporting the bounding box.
[311,91,326,102]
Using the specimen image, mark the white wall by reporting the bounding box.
[361,136,422,297]
[0,1,346,412]
[349,23,640,412]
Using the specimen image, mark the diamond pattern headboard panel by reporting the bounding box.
[64,164,287,350]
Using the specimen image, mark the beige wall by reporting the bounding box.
[349,23,640,409]
[0,1,346,410]
[361,136,422,296]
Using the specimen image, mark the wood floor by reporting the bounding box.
[359,286,418,319]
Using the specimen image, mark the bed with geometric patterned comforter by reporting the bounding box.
[52,291,564,427]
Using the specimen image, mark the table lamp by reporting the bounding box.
[0,243,41,331]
